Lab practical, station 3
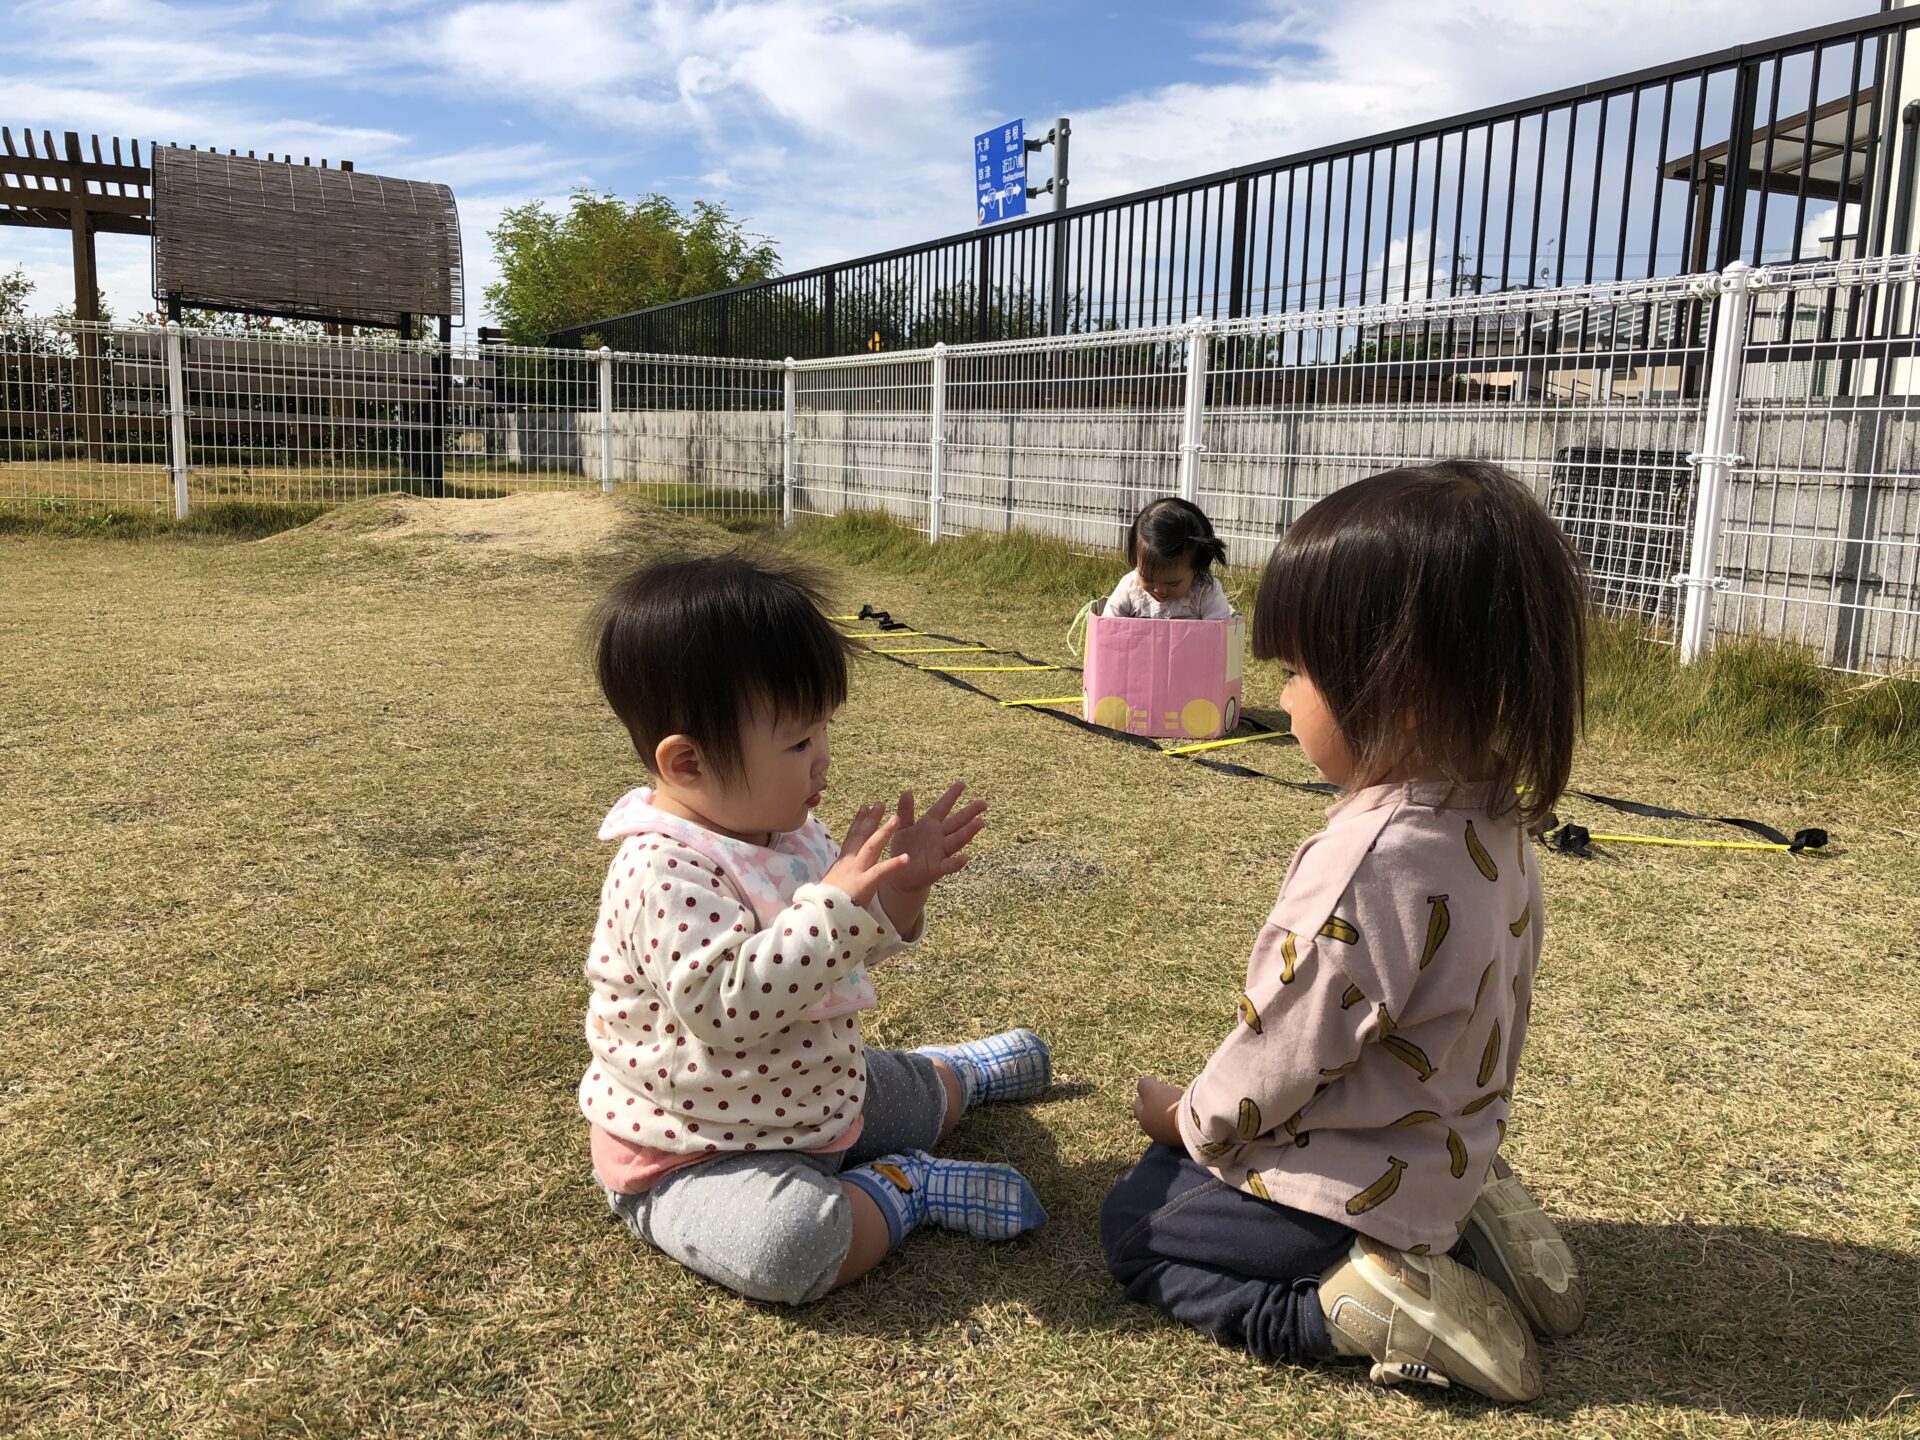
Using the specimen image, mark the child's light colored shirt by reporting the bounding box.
[1177,782,1542,1254]
[580,789,916,1193]
[1103,569,1234,621]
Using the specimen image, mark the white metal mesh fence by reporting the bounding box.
[4,260,1919,671]
[0,322,787,525]
[1720,260,1920,674]
[789,354,935,531]
[936,328,1188,546]
[609,353,786,526]
[1200,277,1713,631]
[0,321,168,512]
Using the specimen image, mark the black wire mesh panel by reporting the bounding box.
[1547,445,1692,620]
[151,147,462,328]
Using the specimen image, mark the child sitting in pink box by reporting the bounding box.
[1102,497,1235,621]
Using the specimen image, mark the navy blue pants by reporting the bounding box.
[1099,1143,1354,1365]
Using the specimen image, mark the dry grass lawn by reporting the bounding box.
[0,459,781,529]
[2,493,1916,1438]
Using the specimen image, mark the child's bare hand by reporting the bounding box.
[822,803,911,907]
[885,782,988,896]
[1133,1075,1185,1147]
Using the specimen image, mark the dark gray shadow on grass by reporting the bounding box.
[794,1138,1919,1425]
[1238,707,1290,733]
[1525,1217,1918,1424]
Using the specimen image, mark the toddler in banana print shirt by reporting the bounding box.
[1101,461,1592,1404]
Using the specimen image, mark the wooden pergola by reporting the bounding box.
[1,126,358,322]
[0,126,357,452]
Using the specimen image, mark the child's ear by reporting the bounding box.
[654,734,704,787]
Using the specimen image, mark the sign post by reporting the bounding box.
[975,121,1028,227]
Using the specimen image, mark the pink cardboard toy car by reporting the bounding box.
[1081,613,1246,740]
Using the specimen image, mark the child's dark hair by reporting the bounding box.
[592,551,851,780]
[1126,496,1228,576]
[1253,460,1586,827]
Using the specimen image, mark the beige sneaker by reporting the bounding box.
[1319,1236,1542,1403]
[1458,1156,1588,1338]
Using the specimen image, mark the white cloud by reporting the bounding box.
[1796,202,1865,262]
[39,32,372,85]
[406,142,585,189]
[15,0,383,85]
[427,0,666,100]
[0,78,406,160]
[415,0,972,144]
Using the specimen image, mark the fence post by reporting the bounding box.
[781,358,797,529]
[597,345,615,493]
[164,321,189,519]
[928,342,948,541]
[1177,317,1211,502]
[1677,262,1755,664]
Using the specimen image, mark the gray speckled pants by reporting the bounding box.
[601,1047,949,1304]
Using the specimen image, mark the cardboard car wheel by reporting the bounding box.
[1081,614,1246,740]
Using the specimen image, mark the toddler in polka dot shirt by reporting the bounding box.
[580,552,1051,1305]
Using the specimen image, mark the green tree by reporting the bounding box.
[486,190,780,344]
[0,266,33,327]
[136,307,326,338]
[1339,333,1445,364]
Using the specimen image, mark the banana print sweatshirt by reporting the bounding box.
[580,789,915,1189]
[1178,781,1541,1255]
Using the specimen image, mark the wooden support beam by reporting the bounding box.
[65,131,105,456]
[0,154,150,186]
[0,184,152,216]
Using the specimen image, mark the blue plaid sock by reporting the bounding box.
[843,1149,1047,1245]
[913,1029,1051,1110]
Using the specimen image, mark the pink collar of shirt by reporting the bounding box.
[1325,779,1510,822]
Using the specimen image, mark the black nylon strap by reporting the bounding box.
[851,608,1825,849]
[1563,788,1795,847]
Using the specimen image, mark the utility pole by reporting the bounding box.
[1025,117,1070,213]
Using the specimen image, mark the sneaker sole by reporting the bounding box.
[1336,1238,1542,1403]
[1461,1166,1588,1338]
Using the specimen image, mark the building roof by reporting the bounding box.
[1661,88,1878,202]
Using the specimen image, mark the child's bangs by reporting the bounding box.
[745,616,851,727]
[1250,535,1333,670]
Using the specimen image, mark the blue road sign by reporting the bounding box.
[975,119,1026,227]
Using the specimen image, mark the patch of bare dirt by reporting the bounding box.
[261,490,724,563]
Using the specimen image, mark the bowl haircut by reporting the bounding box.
[1126,496,1228,577]
[592,551,852,781]
[1253,460,1588,827]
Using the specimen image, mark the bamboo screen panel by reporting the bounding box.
[151,147,462,327]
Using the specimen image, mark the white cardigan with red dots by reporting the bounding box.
[578,790,913,1160]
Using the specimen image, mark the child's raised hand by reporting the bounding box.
[885,782,988,894]
[1133,1075,1184,1147]
[822,803,912,907]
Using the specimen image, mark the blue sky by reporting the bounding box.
[0,0,1874,328]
